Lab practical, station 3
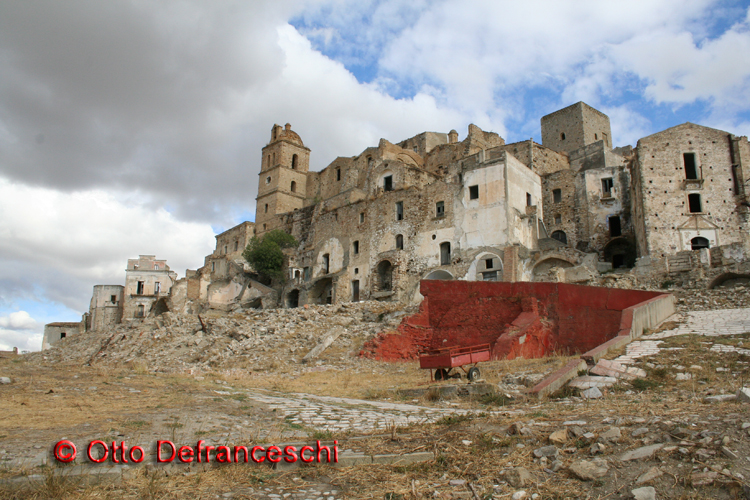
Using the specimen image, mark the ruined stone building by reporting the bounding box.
[41,102,750,348]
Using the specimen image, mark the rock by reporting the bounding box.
[589,443,606,455]
[599,427,621,442]
[563,420,587,426]
[675,373,692,381]
[511,492,527,500]
[568,458,609,481]
[721,446,739,459]
[737,387,750,403]
[461,440,472,446]
[581,386,603,399]
[631,427,650,438]
[0,377,11,384]
[591,359,647,380]
[503,467,533,488]
[621,444,664,462]
[569,376,617,389]
[449,479,466,486]
[533,446,558,459]
[549,429,569,445]
[636,467,663,484]
[631,486,656,500]
[550,459,562,472]
[690,471,718,487]
[704,394,736,403]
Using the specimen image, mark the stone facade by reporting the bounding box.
[42,322,83,350]
[89,284,124,331]
[123,255,177,320]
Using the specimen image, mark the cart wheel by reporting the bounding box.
[467,367,480,382]
[435,369,448,381]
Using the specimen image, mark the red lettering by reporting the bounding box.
[120,442,129,463]
[333,440,339,463]
[283,445,298,463]
[234,446,249,463]
[300,446,314,463]
[110,441,120,463]
[157,440,176,463]
[316,440,332,463]
[196,440,205,463]
[87,440,108,463]
[178,446,194,463]
[266,446,281,463]
[54,440,77,463]
[129,446,144,463]
[204,445,215,463]
[251,446,265,463]
[216,446,231,463]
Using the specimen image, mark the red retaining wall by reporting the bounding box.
[362,281,664,361]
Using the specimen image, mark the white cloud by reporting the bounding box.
[0,311,38,330]
[0,311,42,351]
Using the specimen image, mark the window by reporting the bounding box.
[292,154,298,170]
[595,133,598,140]
[265,176,271,184]
[396,234,403,250]
[352,280,360,302]
[211,262,215,272]
[554,214,562,224]
[154,264,159,270]
[367,157,373,168]
[482,271,498,281]
[136,281,144,295]
[526,193,532,206]
[267,155,271,168]
[691,237,710,250]
[440,242,451,265]
[436,201,445,217]
[551,230,567,244]
[110,295,117,303]
[601,178,614,197]
[688,193,702,213]
[136,305,145,318]
[485,258,494,269]
[224,245,228,254]
[353,240,359,255]
[290,181,297,192]
[234,241,238,251]
[684,153,698,179]
[602,132,608,146]
[413,145,418,152]
[336,168,341,181]
[396,201,403,220]
[262,223,267,230]
[384,175,393,191]
[60,332,66,339]
[609,216,621,237]
[359,212,364,223]
[155,282,161,294]
[303,267,311,281]
[469,185,479,200]
[322,253,330,274]
[560,132,566,140]
[264,204,269,213]
[552,189,562,203]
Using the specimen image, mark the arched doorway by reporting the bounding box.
[286,289,300,308]
[603,238,636,268]
[376,260,393,291]
[691,237,709,250]
[551,230,567,245]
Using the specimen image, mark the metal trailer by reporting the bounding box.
[418,343,491,382]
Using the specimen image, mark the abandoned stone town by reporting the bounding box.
[6,101,750,499]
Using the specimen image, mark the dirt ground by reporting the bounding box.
[2,316,750,499]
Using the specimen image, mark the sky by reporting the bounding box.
[1,0,750,351]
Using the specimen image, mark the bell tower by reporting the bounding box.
[255,123,310,235]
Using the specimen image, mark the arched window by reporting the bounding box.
[551,230,567,245]
[560,132,566,140]
[691,237,710,250]
[396,234,403,250]
[292,154,298,169]
[291,181,297,193]
[440,242,451,265]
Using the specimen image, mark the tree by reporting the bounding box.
[243,230,297,281]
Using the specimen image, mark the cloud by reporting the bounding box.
[0,311,39,330]
[0,311,42,352]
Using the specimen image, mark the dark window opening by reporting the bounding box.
[612,254,625,269]
[553,189,562,203]
[234,241,239,251]
[155,282,161,294]
[609,216,622,237]
[440,242,451,265]
[560,132,566,140]
[294,270,300,279]
[367,157,373,168]
[377,261,393,292]
[352,280,360,302]
[554,214,562,224]
[526,193,532,206]
[322,254,330,274]
[684,153,698,179]
[384,175,393,191]
[303,267,311,281]
[290,181,297,192]
[353,240,359,255]
[688,193,702,213]
[336,168,341,181]
[292,154,298,170]
[396,234,404,250]
[396,201,403,220]
[482,271,498,281]
[485,258,494,269]
[691,237,710,250]
[110,295,117,303]
[264,203,268,213]
[601,178,614,197]
[136,304,145,318]
[436,201,445,217]
[359,212,364,223]
[136,281,144,295]
[469,185,479,200]
[60,332,66,339]
[595,133,598,140]
[551,230,568,244]
[286,290,299,308]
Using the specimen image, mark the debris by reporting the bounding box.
[568,459,609,481]
[631,486,656,500]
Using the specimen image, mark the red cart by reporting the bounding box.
[418,343,491,382]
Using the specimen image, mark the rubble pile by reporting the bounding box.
[673,285,750,313]
[31,301,410,373]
